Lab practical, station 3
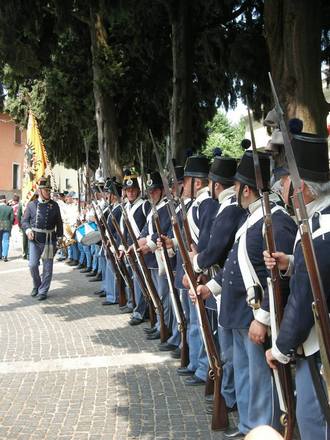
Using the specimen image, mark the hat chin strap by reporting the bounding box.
[237,183,245,209]
[190,178,195,200]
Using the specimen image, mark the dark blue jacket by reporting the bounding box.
[123,198,150,246]
[196,198,246,270]
[277,205,330,355]
[140,198,171,269]
[107,203,122,245]
[218,202,297,329]
[22,199,63,243]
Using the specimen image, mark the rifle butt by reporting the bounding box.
[159,315,170,343]
[180,330,189,368]
[117,278,126,308]
[211,376,228,431]
[149,303,157,328]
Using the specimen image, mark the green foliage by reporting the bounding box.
[202,111,245,159]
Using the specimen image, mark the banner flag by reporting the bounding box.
[22,111,50,205]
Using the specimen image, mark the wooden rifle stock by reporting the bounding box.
[122,207,170,342]
[110,212,156,326]
[263,194,295,440]
[153,210,189,367]
[91,203,128,307]
[173,220,228,430]
[100,212,135,308]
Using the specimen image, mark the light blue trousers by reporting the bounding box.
[28,241,54,296]
[0,230,10,257]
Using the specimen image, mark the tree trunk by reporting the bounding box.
[89,7,122,178]
[264,0,330,135]
[168,1,193,165]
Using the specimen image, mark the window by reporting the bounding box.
[13,163,20,190]
[14,126,21,144]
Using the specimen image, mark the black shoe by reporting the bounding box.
[102,300,117,306]
[129,318,144,326]
[37,294,47,301]
[76,264,85,270]
[65,259,73,265]
[99,293,106,298]
[143,327,157,334]
[184,374,205,386]
[177,367,194,376]
[205,404,237,414]
[3,257,8,262]
[86,270,97,277]
[94,290,104,295]
[89,273,102,282]
[223,428,244,439]
[80,267,92,273]
[69,260,79,266]
[171,347,181,359]
[158,343,178,352]
[31,287,39,297]
[146,330,160,340]
[120,306,133,314]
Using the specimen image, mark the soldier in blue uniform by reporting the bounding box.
[22,176,63,301]
[190,151,297,439]
[118,170,151,321]
[264,133,330,440]
[138,171,172,340]
[181,155,219,386]
[191,155,245,411]
[101,178,123,305]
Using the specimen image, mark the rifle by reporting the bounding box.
[269,74,330,420]
[149,132,227,431]
[247,104,295,439]
[166,153,193,247]
[108,207,157,328]
[112,185,170,343]
[93,201,135,308]
[86,177,129,308]
[143,166,189,368]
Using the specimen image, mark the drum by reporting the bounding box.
[75,222,101,246]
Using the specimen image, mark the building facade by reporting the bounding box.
[0,112,26,198]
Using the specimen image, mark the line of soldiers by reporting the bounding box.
[22,126,330,439]
[76,129,328,440]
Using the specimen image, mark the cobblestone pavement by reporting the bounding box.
[0,254,232,440]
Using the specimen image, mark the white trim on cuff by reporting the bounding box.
[25,228,32,235]
[272,343,290,364]
[146,237,157,252]
[282,255,294,278]
[193,254,203,273]
[254,308,271,326]
[172,237,178,251]
[206,279,222,297]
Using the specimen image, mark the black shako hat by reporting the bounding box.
[38,176,51,189]
[122,169,140,189]
[209,156,237,186]
[291,132,330,182]
[234,150,270,190]
[105,177,123,195]
[184,155,209,178]
[146,171,163,190]
[174,166,184,183]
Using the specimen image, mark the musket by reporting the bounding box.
[269,73,330,420]
[93,201,135,308]
[149,131,227,431]
[108,207,157,328]
[247,104,295,439]
[86,177,130,308]
[112,184,170,343]
[143,165,189,368]
[166,152,193,248]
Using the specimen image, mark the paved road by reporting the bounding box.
[0,255,230,440]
